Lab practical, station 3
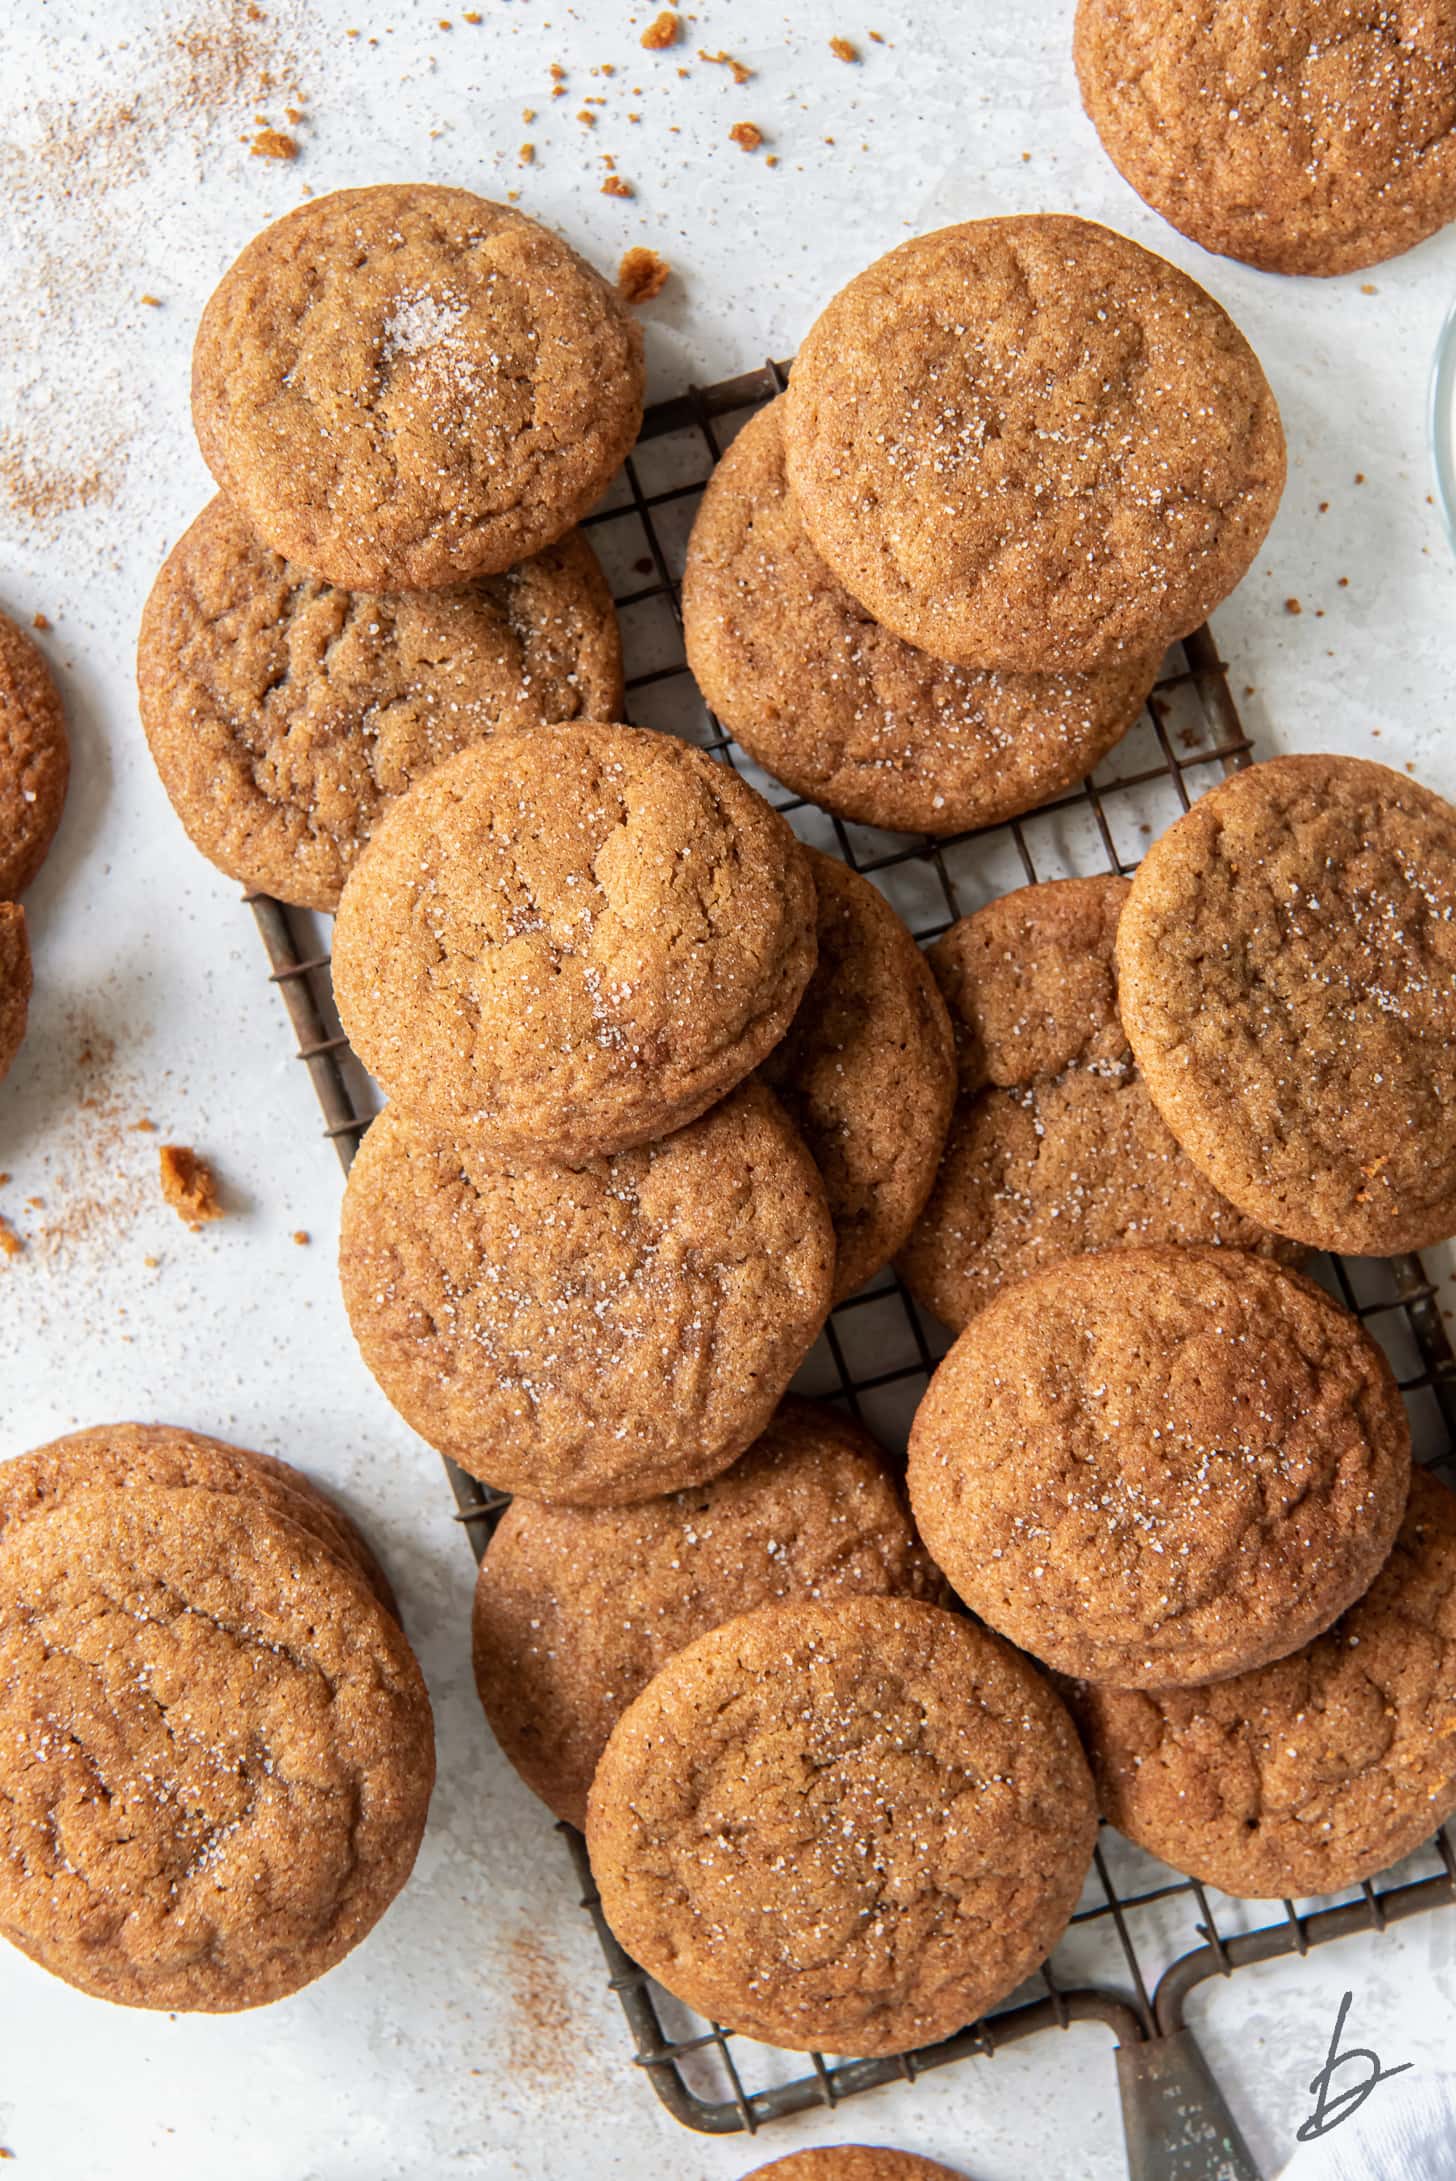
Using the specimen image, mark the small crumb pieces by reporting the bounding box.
[250,128,298,160]
[1354,472,1366,484]
[601,173,634,197]
[143,1255,160,1269]
[133,1116,157,1133]
[764,151,779,166]
[285,105,305,124]
[0,1216,22,1260]
[140,294,162,307]
[1318,500,1330,513]
[159,1145,223,1230]
[1360,282,1377,295]
[829,35,858,60]
[31,612,49,630]
[293,1229,311,1246]
[640,10,681,48]
[549,61,566,79]
[730,120,763,150]
[522,105,536,120]
[618,245,669,302]
[464,7,482,18]
[551,82,567,97]
[869,26,885,39]
[700,48,753,84]
[520,141,535,162]
[577,108,596,124]
[1284,597,1302,615]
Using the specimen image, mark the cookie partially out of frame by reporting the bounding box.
[0,611,68,899]
[0,902,30,1085]
[743,2152,971,2181]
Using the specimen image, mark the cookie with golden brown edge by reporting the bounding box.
[783,216,1285,674]
[1117,754,1456,1256]
[0,611,69,898]
[137,495,623,912]
[907,1246,1410,1689]
[682,399,1159,835]
[1071,1469,1456,1899]
[896,875,1299,1330]
[332,724,818,1161]
[586,1595,1096,2056]
[192,185,644,590]
[0,1422,397,1620]
[1075,0,1456,279]
[0,1485,434,2011]
[339,1085,835,1507]
[0,902,30,1085]
[761,851,955,1301]
[743,2153,969,2181]
[472,1398,938,1830]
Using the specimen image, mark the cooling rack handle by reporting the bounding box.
[1117,2029,1263,2181]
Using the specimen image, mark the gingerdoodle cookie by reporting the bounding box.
[192,185,644,589]
[1075,0,1456,279]
[0,1485,434,2011]
[137,495,623,912]
[472,1398,937,1829]
[761,851,955,1301]
[783,216,1285,674]
[0,903,30,1085]
[1117,755,1456,1256]
[586,1596,1096,2056]
[0,1422,397,1620]
[1071,1469,1456,1899]
[897,876,1299,1330]
[682,400,1159,836]
[907,1246,1410,1688]
[0,611,69,899]
[339,1085,835,1507]
[332,724,818,1160]
[744,2153,969,2181]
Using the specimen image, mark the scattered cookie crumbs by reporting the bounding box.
[599,63,617,77]
[618,245,669,302]
[159,1145,223,1230]
[464,8,482,18]
[520,141,534,162]
[730,120,763,150]
[1361,283,1377,294]
[551,82,567,97]
[522,105,536,120]
[250,127,297,159]
[293,1229,311,1246]
[285,105,304,123]
[824,134,836,144]
[31,612,49,630]
[700,48,753,84]
[765,152,779,166]
[1319,500,1330,513]
[0,1216,23,1260]
[1355,472,1366,484]
[1285,597,1302,615]
[577,108,596,124]
[549,62,566,80]
[829,36,859,60]
[133,1117,157,1133]
[143,1255,160,1269]
[140,294,162,307]
[869,27,885,39]
[640,10,681,48]
[601,173,634,197]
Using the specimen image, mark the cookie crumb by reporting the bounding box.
[869,27,885,39]
[464,8,482,18]
[601,173,634,197]
[522,105,536,120]
[293,1229,311,1246]
[1284,597,1302,615]
[140,294,162,307]
[618,245,669,303]
[765,152,779,166]
[729,120,763,150]
[829,36,859,60]
[1354,472,1366,484]
[31,612,49,630]
[640,9,681,47]
[143,1255,160,1269]
[133,1116,157,1133]
[700,48,753,84]
[159,1145,223,1230]
[0,1215,22,1260]
[519,141,534,162]
[250,128,298,160]
[576,108,595,125]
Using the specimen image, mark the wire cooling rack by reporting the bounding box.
[248,361,1456,2180]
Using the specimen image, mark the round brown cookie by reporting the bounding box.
[339,1085,836,1507]
[0,611,69,898]
[1075,0,1456,280]
[191,185,644,590]
[0,1485,434,2011]
[1117,754,1456,1256]
[743,2152,970,2181]
[0,1422,398,1621]
[137,495,623,912]
[783,216,1285,674]
[332,724,818,1161]
[0,901,30,1086]
[1070,1469,1456,1898]
[472,1398,938,1829]
[896,876,1300,1330]
[682,400,1160,835]
[760,851,956,1301]
[907,1245,1410,1689]
[586,1595,1096,2056]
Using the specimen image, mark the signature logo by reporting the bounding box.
[1297,1989,1413,2142]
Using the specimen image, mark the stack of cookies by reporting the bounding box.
[0,612,69,1089]
[137,184,643,914]
[0,1423,433,2010]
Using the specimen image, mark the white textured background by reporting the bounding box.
[2,1,1455,2175]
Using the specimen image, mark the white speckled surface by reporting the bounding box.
[2,2,1455,2176]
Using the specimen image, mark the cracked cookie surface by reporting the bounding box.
[682,399,1158,834]
[1075,0,1456,277]
[138,495,623,912]
[783,216,1285,673]
[761,850,955,1301]
[897,876,1299,1330]
[586,1595,1096,2055]
[0,1485,434,2011]
[472,1398,937,1829]
[0,903,30,1085]
[191,185,644,589]
[0,611,68,899]
[339,1085,835,1506]
[0,1422,397,1620]
[331,723,818,1159]
[1117,755,1456,1255]
[1070,1469,1456,1897]
[908,1245,1410,1687]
